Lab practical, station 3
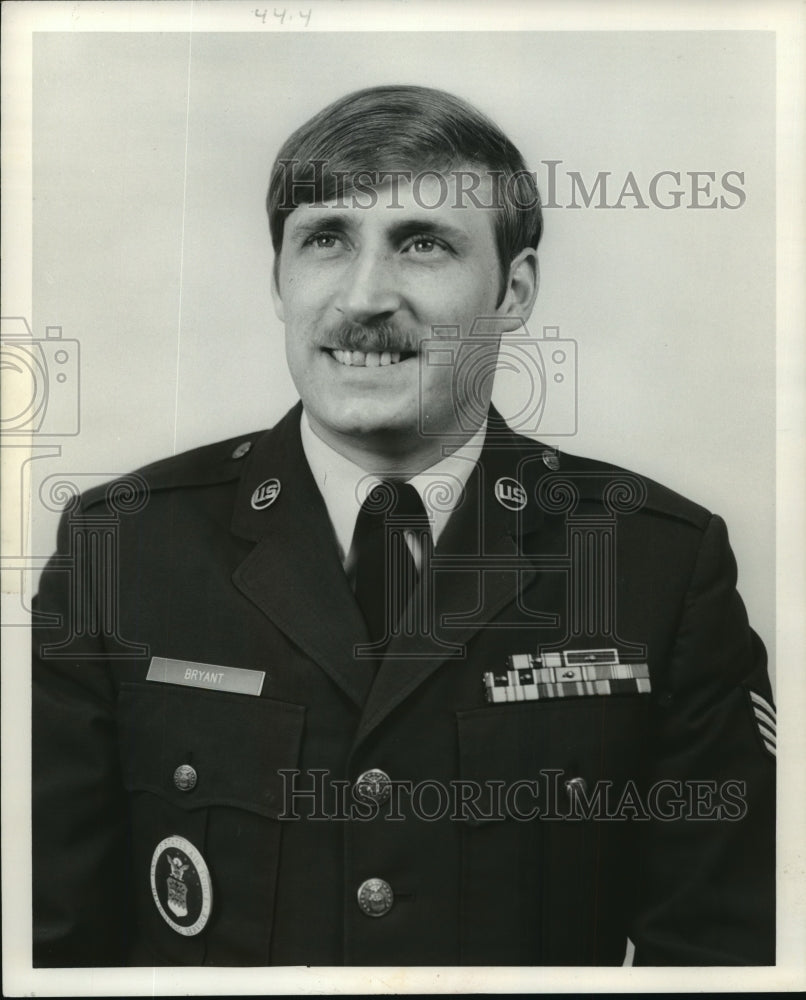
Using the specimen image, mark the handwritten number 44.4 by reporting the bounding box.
[254,8,313,25]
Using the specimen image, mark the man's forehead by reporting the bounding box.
[284,169,499,236]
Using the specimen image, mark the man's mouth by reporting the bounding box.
[328,349,416,367]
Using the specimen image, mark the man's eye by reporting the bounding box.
[408,236,439,253]
[304,232,341,249]
[402,234,449,255]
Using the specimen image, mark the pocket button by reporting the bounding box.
[173,764,198,792]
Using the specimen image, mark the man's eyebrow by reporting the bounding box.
[286,212,354,237]
[386,218,471,247]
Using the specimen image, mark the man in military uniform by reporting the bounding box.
[32,85,775,967]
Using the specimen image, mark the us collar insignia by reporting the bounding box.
[251,478,281,510]
[494,477,527,511]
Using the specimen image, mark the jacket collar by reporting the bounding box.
[231,403,553,541]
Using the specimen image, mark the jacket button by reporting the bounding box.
[354,768,391,803]
[357,878,394,917]
[173,764,198,792]
[231,441,252,459]
[542,449,560,471]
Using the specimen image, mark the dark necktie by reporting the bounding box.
[352,480,432,650]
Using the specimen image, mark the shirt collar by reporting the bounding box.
[300,410,487,565]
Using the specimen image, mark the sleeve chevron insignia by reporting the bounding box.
[748,689,776,757]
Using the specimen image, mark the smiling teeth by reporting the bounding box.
[332,350,403,366]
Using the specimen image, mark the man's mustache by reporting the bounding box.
[325,321,419,355]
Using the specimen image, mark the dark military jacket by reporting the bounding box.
[32,403,775,967]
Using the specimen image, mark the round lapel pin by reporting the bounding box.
[251,478,281,510]
[150,835,213,936]
[494,477,527,511]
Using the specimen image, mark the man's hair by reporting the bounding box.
[266,85,542,280]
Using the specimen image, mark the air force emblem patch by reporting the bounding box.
[150,835,213,936]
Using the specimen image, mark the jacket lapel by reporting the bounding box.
[230,404,376,707]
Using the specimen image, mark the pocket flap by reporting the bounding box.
[118,681,305,818]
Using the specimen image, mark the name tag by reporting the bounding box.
[146,657,265,696]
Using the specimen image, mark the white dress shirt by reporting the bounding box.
[300,411,486,581]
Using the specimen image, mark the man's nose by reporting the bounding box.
[335,249,401,324]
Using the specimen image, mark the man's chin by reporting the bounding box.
[334,413,419,442]
[305,403,422,448]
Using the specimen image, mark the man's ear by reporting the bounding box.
[496,248,539,331]
[271,255,284,322]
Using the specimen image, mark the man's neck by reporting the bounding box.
[303,412,484,478]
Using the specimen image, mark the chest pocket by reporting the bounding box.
[455,695,651,965]
[118,681,305,965]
